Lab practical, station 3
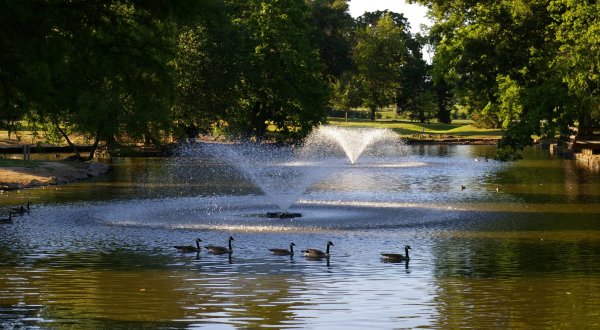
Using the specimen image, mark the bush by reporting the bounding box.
[492,147,523,161]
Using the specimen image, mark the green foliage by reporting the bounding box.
[411,0,600,152]
[226,0,330,141]
[173,2,237,140]
[0,1,204,158]
[305,0,354,81]
[352,13,407,121]
[550,0,600,126]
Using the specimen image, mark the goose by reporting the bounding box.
[173,238,202,253]
[381,245,411,262]
[0,212,12,224]
[11,201,31,214]
[302,241,334,258]
[269,242,296,256]
[206,236,234,254]
[10,205,25,214]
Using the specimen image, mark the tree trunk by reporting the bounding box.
[52,117,81,159]
[84,129,102,161]
[370,107,376,121]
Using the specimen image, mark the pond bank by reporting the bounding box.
[0,161,110,191]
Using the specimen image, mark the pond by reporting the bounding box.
[1,144,600,329]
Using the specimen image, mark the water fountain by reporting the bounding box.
[175,126,407,218]
[300,126,406,165]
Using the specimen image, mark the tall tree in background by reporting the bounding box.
[227,0,329,141]
[353,13,406,121]
[305,0,354,82]
[173,0,238,140]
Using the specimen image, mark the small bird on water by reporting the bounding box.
[173,238,202,253]
[381,245,412,262]
[269,242,296,256]
[206,236,235,254]
[302,241,334,258]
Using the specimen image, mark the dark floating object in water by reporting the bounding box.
[266,212,302,219]
[174,238,202,253]
[381,245,411,262]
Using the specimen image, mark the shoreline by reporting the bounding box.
[0,161,110,191]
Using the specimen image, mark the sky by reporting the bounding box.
[348,0,430,34]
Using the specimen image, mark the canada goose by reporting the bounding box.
[0,212,12,224]
[206,236,234,254]
[173,238,202,253]
[10,206,24,214]
[11,202,31,214]
[302,241,334,258]
[381,245,411,262]
[269,243,296,256]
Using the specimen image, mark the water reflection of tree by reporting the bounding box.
[430,235,600,328]
[0,249,315,327]
[491,147,600,205]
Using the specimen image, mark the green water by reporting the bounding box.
[1,145,600,328]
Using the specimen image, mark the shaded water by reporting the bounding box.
[2,145,600,328]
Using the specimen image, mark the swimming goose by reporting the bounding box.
[10,205,25,214]
[381,245,411,262]
[173,238,202,253]
[269,243,296,256]
[302,241,334,258]
[11,201,31,214]
[0,212,12,224]
[206,236,234,254]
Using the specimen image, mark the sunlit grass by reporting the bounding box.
[327,117,503,139]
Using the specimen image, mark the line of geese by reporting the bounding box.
[1,201,32,224]
[174,237,412,261]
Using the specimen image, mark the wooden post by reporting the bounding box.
[23,145,31,162]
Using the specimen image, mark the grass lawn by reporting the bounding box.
[327,117,503,140]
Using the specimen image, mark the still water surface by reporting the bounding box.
[2,145,600,328]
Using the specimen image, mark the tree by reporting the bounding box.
[551,0,600,128]
[1,1,205,159]
[226,0,330,141]
[410,0,582,156]
[353,13,406,121]
[305,0,355,82]
[173,1,238,140]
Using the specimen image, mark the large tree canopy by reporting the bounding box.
[1,0,206,158]
[352,13,407,121]
[411,0,600,156]
[225,0,330,141]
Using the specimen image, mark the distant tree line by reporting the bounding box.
[4,0,598,159]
